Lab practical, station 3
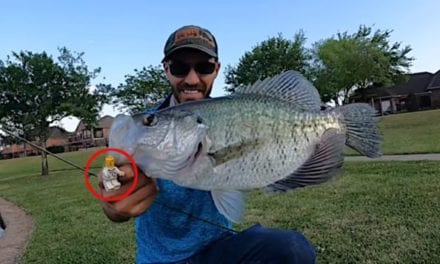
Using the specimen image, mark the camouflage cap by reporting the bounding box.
[162,25,218,62]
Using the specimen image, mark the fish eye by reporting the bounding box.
[143,114,158,126]
[196,116,203,124]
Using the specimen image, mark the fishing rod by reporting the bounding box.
[0,126,237,234]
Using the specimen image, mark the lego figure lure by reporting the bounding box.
[102,155,125,191]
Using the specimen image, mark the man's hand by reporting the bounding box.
[99,164,158,222]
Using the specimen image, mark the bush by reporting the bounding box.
[47,145,65,153]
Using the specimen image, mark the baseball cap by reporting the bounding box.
[162,25,218,62]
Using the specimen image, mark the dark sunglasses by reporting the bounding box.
[169,61,216,77]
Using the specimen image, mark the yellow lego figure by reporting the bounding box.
[102,155,125,191]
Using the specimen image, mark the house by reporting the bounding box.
[46,126,73,152]
[68,115,114,151]
[0,126,71,159]
[0,115,116,159]
[350,70,440,114]
[0,142,35,159]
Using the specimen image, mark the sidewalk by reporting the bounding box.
[345,153,440,161]
[0,198,33,264]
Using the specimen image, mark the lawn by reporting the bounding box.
[378,109,440,154]
[345,108,440,155]
[0,151,439,263]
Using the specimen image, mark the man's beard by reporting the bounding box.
[174,84,213,102]
[177,84,206,93]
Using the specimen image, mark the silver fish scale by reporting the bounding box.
[180,95,344,190]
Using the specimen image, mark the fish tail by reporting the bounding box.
[338,103,383,158]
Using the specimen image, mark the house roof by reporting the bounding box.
[98,115,114,129]
[48,126,72,139]
[386,72,434,96]
[351,70,438,99]
[427,70,440,90]
[75,115,115,132]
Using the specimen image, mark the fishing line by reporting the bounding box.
[154,199,237,233]
[0,127,237,233]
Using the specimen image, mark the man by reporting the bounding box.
[99,25,316,264]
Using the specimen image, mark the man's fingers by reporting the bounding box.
[127,183,158,216]
[132,181,158,202]
[117,164,136,182]
[130,195,157,217]
[98,162,158,218]
[102,179,136,197]
[112,182,158,217]
[97,165,135,190]
[102,173,155,198]
[98,172,105,189]
[98,164,152,185]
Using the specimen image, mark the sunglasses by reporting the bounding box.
[169,61,216,77]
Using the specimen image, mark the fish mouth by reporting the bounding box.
[162,141,204,178]
[194,142,203,160]
[186,141,204,166]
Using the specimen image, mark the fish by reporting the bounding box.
[108,70,382,223]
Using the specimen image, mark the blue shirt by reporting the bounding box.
[135,95,232,263]
[136,179,231,263]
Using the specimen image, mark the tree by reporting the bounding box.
[107,65,170,114]
[224,31,311,93]
[0,47,109,176]
[312,25,414,104]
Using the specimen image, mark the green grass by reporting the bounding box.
[1,151,439,263]
[346,108,440,155]
[238,161,440,263]
[378,109,440,154]
[0,151,134,263]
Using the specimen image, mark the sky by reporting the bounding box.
[1,0,439,132]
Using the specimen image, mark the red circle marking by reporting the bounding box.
[84,147,139,202]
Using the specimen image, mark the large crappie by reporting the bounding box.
[109,71,382,222]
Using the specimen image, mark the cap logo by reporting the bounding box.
[173,27,215,48]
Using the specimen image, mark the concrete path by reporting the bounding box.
[0,198,33,264]
[345,153,440,161]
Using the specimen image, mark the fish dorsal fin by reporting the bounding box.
[211,190,246,223]
[264,129,346,193]
[235,70,322,111]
